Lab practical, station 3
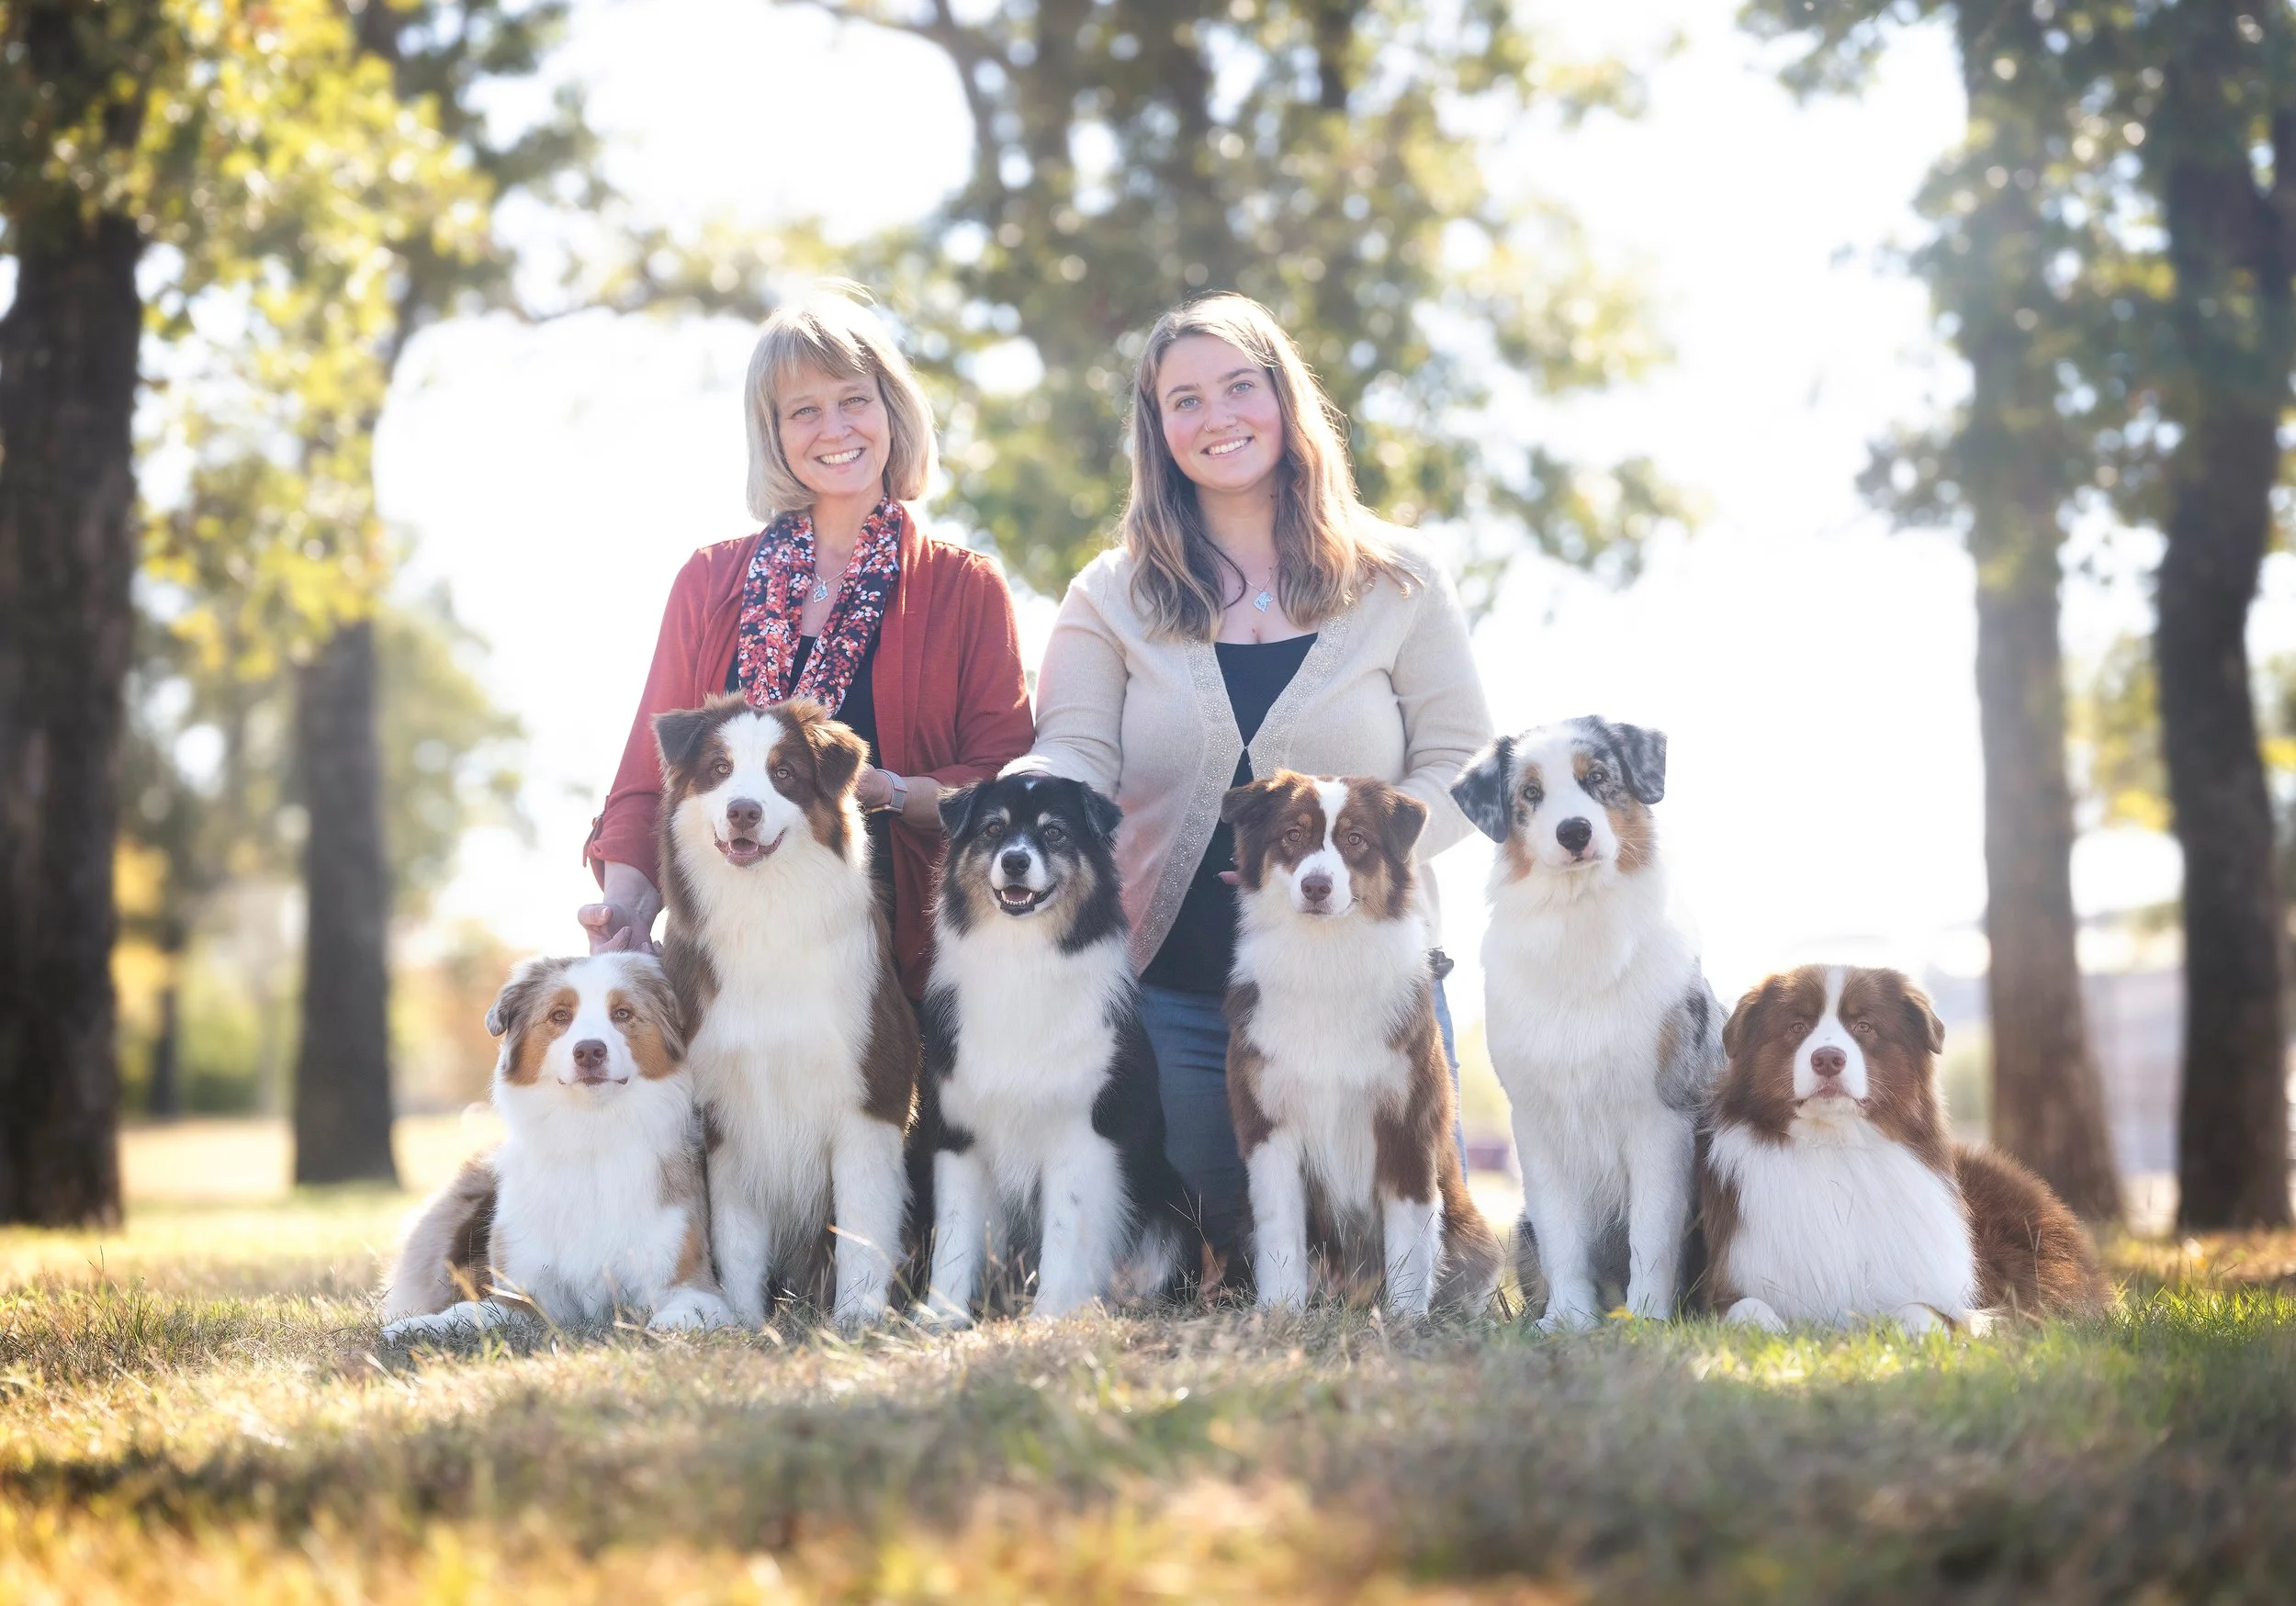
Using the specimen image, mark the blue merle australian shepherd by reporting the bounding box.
[912,774,1201,1323]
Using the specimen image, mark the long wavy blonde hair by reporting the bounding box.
[1120,295,1410,642]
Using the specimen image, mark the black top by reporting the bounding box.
[1142,633,1319,995]
[726,629,895,914]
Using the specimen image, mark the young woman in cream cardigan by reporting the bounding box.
[1008,294,1493,1263]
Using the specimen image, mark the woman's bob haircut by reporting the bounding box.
[1121,293,1410,642]
[744,287,938,522]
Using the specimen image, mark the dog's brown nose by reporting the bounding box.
[1300,870,1333,906]
[726,797,763,835]
[1556,816,1593,854]
[572,1039,611,1082]
[1810,1046,1847,1079]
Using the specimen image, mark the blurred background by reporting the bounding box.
[6,0,2293,1232]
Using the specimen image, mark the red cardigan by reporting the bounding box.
[585,506,1033,997]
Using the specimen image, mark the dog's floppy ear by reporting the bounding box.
[1449,736,1515,843]
[804,713,870,801]
[654,703,726,778]
[1221,775,1294,830]
[1598,719,1667,806]
[1382,787,1430,858]
[1892,971,1946,1054]
[1721,976,1778,1061]
[939,781,983,839]
[486,956,567,1076]
[1078,782,1124,846]
[624,956,686,1063]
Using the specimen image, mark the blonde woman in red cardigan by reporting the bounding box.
[580,291,1032,1001]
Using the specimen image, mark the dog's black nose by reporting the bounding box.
[1556,816,1593,854]
[1300,870,1333,905]
[1810,1046,1847,1079]
[726,797,763,834]
[999,848,1032,878]
[572,1039,610,1078]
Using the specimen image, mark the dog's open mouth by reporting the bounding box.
[717,829,785,867]
[994,882,1052,915]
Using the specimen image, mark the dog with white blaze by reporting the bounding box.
[654,695,918,1327]
[912,774,1200,1324]
[1450,718,1723,1330]
[380,952,730,1341]
[1222,770,1501,1319]
[1704,964,2107,1333]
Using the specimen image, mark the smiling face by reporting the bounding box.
[937,774,1126,938]
[1717,964,1949,1161]
[1451,718,1668,886]
[488,953,684,1095]
[1154,333,1287,497]
[775,361,890,506]
[1223,771,1426,922]
[654,696,868,878]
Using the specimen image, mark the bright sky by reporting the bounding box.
[378,0,2259,1020]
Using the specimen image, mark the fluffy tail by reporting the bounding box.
[1955,1143,2110,1319]
[380,1151,500,1322]
[1435,1149,1503,1315]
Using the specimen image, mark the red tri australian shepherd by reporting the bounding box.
[1704,964,2107,1332]
[1221,770,1501,1319]
[653,695,918,1328]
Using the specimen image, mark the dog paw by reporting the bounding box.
[909,1301,974,1332]
[647,1295,736,1333]
[1724,1297,1786,1333]
[1535,1305,1599,1334]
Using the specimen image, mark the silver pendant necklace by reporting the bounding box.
[811,574,831,603]
[1252,587,1273,613]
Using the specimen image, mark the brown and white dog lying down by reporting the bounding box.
[653,695,917,1327]
[1702,964,2108,1333]
[1222,771,1502,1319]
[380,952,730,1341]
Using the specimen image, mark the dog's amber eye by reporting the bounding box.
[1282,825,1303,847]
[983,821,1004,840]
[1783,1016,1809,1037]
[711,758,732,780]
[771,764,794,784]
[1344,831,1367,852]
[1851,1019,1874,1037]
[550,1008,573,1027]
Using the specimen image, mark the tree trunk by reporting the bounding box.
[0,210,141,1227]
[1948,17,2123,1221]
[2157,408,2290,1228]
[1974,545,2123,1219]
[2151,4,2294,1230]
[291,620,399,1185]
[148,976,184,1119]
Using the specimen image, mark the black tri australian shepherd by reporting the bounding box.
[912,774,1199,1324]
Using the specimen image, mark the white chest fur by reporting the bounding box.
[683,847,879,1208]
[934,919,1128,1201]
[490,1074,694,1323]
[1235,909,1424,1212]
[1711,1117,1976,1322]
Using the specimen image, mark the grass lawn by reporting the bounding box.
[3,1130,2294,1602]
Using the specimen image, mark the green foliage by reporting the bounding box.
[799,0,1679,601]
[376,588,528,920]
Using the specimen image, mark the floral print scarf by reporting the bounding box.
[734,497,902,711]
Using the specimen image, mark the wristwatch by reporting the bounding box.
[875,770,909,814]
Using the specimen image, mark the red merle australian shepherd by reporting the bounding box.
[1704,964,2107,1332]
[1222,770,1501,1319]
[653,695,918,1327]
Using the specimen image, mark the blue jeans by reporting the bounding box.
[1140,978,1464,1259]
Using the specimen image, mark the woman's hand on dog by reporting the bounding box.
[580,863,662,954]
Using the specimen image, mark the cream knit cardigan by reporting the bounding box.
[1007,532,1494,975]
